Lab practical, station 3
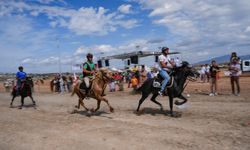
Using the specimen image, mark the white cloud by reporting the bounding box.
[245,26,250,32]
[0,1,139,36]
[74,46,89,56]
[94,45,115,53]
[135,0,250,62]
[118,4,132,14]
[38,56,59,65]
[66,7,117,35]
[22,58,34,64]
[72,39,162,59]
[37,0,67,5]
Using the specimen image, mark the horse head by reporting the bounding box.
[97,68,114,82]
[25,76,34,87]
[179,61,199,78]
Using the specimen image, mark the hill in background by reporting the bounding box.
[195,54,250,65]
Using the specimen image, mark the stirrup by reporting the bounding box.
[79,89,86,94]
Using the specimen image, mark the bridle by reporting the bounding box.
[176,65,198,93]
[96,70,112,82]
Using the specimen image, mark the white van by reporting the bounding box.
[242,60,250,72]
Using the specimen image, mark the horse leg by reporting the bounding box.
[103,98,114,113]
[10,96,15,107]
[79,98,89,111]
[29,95,36,106]
[91,100,101,112]
[168,94,174,117]
[19,97,24,109]
[136,92,150,112]
[175,94,187,105]
[150,93,163,111]
[76,98,81,109]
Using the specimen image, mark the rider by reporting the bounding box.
[82,53,96,94]
[16,66,27,93]
[158,47,175,96]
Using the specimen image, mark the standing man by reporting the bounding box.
[158,47,175,96]
[16,66,27,93]
[229,58,241,96]
[209,60,220,96]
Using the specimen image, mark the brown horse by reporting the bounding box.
[71,68,114,113]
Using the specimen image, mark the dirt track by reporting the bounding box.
[0,77,250,150]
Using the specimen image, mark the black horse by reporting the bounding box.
[10,77,36,109]
[136,61,198,117]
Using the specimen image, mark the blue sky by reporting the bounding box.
[0,0,250,73]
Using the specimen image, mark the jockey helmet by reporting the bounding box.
[86,53,93,59]
[18,66,23,70]
[161,47,169,53]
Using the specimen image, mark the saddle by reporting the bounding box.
[14,81,31,96]
[79,80,92,95]
[153,71,174,88]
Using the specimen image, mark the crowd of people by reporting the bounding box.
[50,75,73,93]
[12,50,243,97]
[198,52,242,96]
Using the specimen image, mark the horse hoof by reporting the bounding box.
[18,107,22,109]
[174,101,181,105]
[110,107,114,113]
[160,107,164,111]
[90,108,95,113]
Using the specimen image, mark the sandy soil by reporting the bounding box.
[0,77,249,150]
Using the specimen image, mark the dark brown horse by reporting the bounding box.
[136,61,198,117]
[71,68,114,113]
[10,77,36,109]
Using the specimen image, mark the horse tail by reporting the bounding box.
[11,86,16,96]
[71,81,80,97]
[71,88,75,97]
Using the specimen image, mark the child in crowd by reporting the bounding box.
[209,60,220,96]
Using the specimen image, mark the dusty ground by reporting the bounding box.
[0,77,249,150]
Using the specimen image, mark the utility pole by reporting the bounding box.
[56,37,61,75]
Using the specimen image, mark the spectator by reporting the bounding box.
[67,76,73,92]
[134,70,140,85]
[200,65,206,82]
[147,70,153,79]
[109,73,116,92]
[175,57,181,67]
[230,52,240,64]
[209,60,220,96]
[229,58,241,96]
[130,74,138,90]
[126,71,132,88]
[139,65,147,86]
[117,73,124,91]
[205,64,210,82]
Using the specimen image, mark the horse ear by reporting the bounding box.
[181,61,190,67]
